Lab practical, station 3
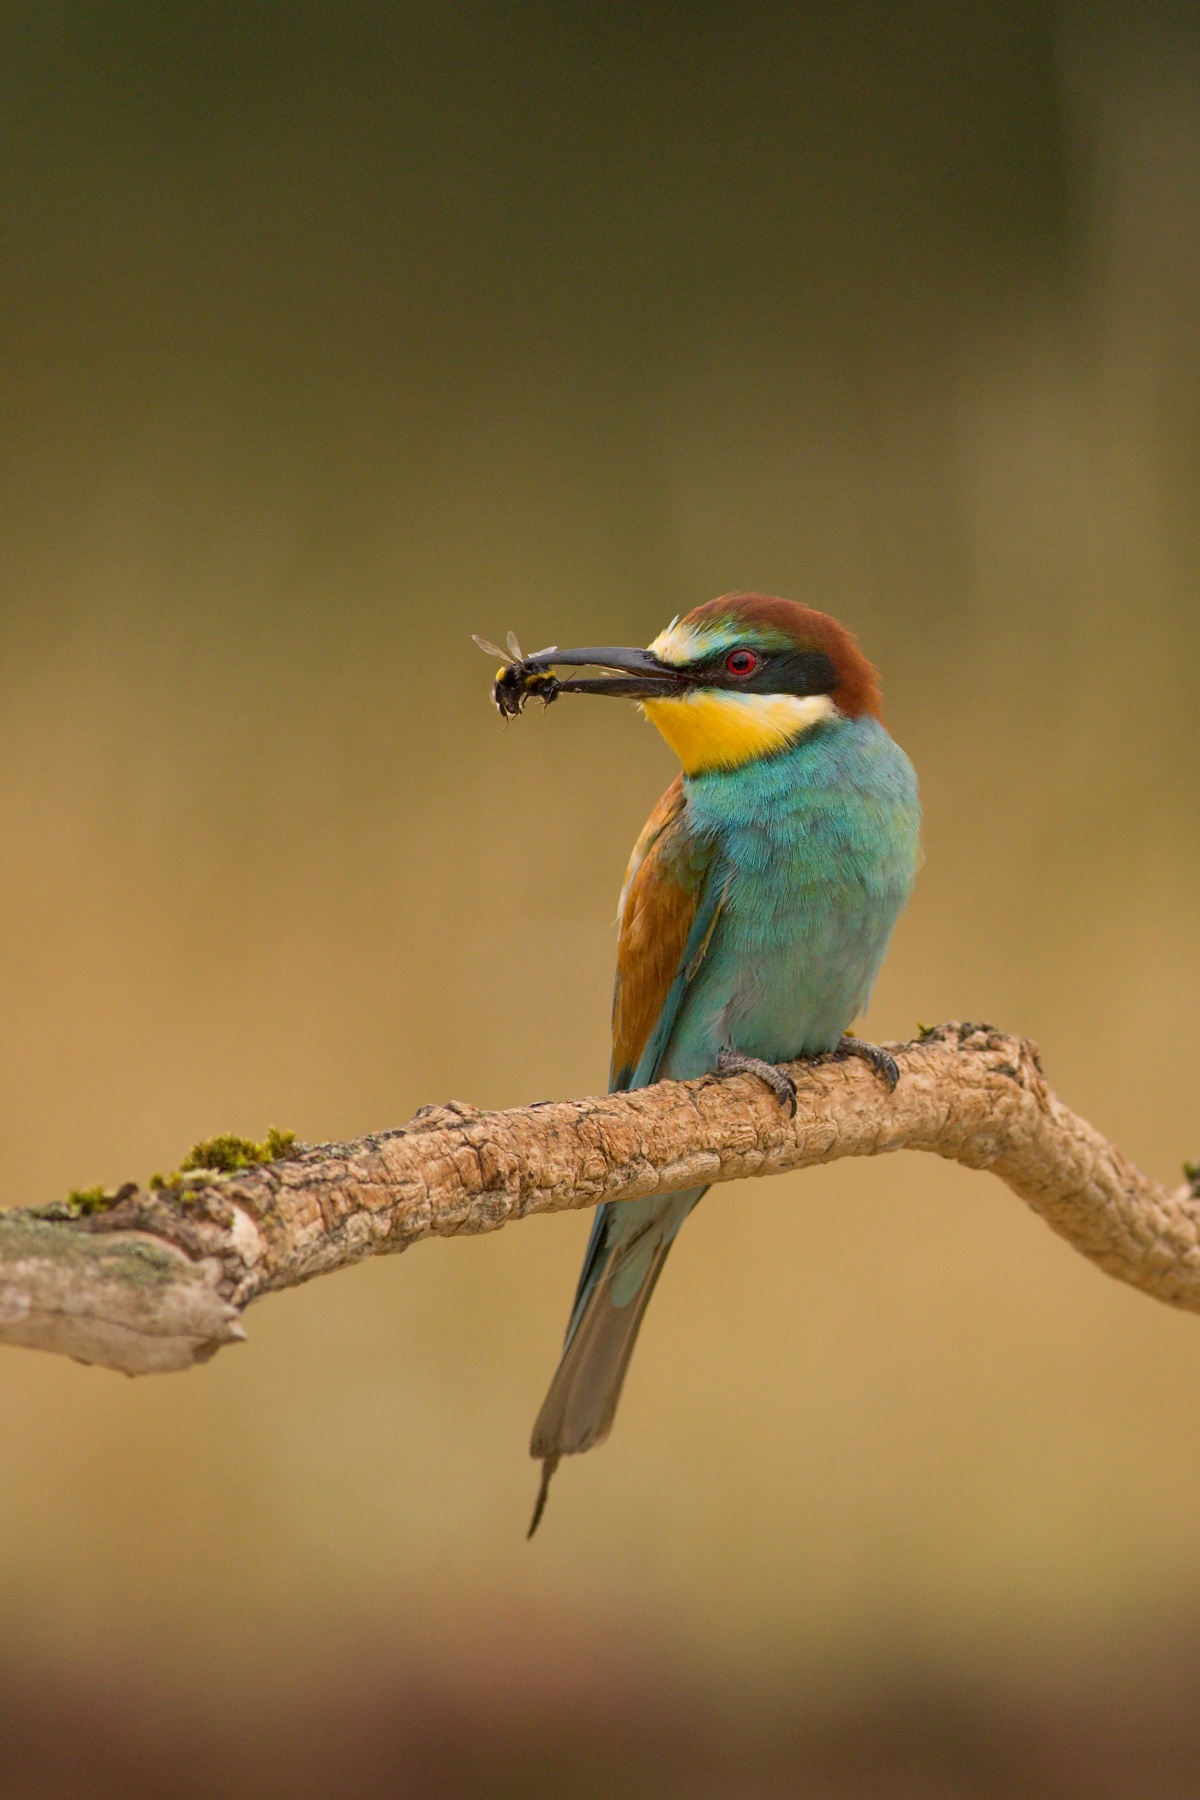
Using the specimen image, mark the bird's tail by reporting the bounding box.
[527,1187,706,1534]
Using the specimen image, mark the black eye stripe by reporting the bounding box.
[687,648,838,698]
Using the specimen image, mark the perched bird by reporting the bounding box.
[481,594,921,1535]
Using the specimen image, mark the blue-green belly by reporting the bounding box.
[660,714,921,1081]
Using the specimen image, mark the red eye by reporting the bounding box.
[726,649,759,677]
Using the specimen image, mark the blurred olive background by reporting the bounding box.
[0,3,1198,1794]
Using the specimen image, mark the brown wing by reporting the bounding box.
[610,775,715,1090]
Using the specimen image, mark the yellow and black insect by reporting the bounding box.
[472,633,562,717]
[473,631,688,717]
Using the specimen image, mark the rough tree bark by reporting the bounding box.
[0,1022,1195,1376]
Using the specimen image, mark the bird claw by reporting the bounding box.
[716,1048,798,1117]
[833,1035,900,1091]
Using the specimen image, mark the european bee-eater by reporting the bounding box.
[480,593,921,1534]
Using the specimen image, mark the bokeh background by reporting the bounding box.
[0,3,1198,1794]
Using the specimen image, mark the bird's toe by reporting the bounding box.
[716,1048,798,1116]
[837,1036,900,1092]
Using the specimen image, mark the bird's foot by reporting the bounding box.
[830,1035,900,1092]
[716,1048,798,1117]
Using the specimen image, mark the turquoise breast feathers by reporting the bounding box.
[661,713,921,1079]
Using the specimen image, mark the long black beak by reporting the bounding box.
[494,645,689,715]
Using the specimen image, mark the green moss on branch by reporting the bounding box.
[148,1126,297,1193]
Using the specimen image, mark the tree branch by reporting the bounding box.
[1,1022,1196,1375]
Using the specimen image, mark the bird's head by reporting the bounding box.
[482,594,882,775]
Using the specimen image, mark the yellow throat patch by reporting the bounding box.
[640,690,835,774]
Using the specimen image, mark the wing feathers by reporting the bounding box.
[528,779,718,1506]
[610,776,714,1090]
